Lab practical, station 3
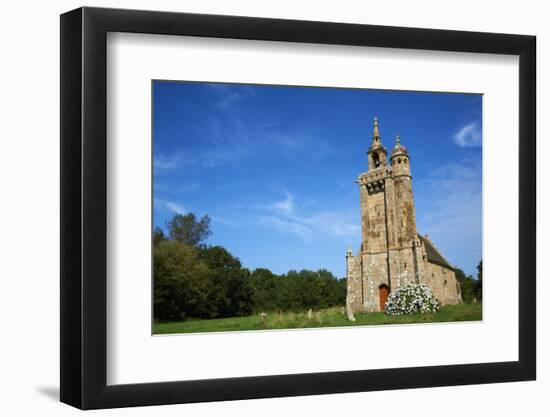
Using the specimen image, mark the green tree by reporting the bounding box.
[198,245,253,318]
[154,211,349,321]
[249,268,279,312]
[166,213,211,246]
[297,270,324,310]
[318,269,346,307]
[153,240,210,321]
[153,226,166,247]
[454,266,481,304]
[248,267,346,313]
[476,260,483,301]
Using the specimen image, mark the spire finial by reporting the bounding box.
[395,134,401,145]
[372,116,380,144]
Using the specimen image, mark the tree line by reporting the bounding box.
[154,213,346,322]
[454,261,482,303]
[154,212,481,322]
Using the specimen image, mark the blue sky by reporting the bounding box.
[153,81,482,278]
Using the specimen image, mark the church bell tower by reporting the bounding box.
[351,117,421,311]
[346,117,461,315]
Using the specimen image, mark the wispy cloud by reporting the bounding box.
[154,152,194,173]
[262,128,337,162]
[155,181,200,194]
[257,192,359,243]
[218,92,242,108]
[269,192,295,215]
[154,84,337,172]
[207,83,255,109]
[158,115,336,171]
[260,216,312,241]
[453,121,482,147]
[176,182,200,193]
[210,215,241,228]
[430,160,480,180]
[415,156,482,271]
[154,198,186,214]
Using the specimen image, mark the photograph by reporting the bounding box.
[152,81,483,334]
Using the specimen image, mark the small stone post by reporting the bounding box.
[346,246,356,322]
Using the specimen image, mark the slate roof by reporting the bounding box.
[417,233,453,269]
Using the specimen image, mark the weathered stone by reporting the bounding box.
[346,118,460,316]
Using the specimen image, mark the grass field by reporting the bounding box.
[153,303,482,335]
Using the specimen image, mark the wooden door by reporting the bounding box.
[379,285,389,311]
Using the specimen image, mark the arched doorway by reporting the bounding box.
[379,284,389,311]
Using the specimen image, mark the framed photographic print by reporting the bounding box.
[60,6,536,410]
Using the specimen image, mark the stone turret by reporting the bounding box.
[389,133,417,250]
[390,134,411,178]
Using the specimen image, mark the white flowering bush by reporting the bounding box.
[384,282,440,316]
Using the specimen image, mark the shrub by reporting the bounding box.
[385,282,440,316]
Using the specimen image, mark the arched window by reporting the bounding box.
[373,152,380,168]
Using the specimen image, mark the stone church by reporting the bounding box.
[346,117,461,316]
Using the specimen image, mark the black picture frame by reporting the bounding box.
[60,6,536,410]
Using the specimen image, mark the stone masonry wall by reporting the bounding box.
[346,253,363,313]
[361,252,389,311]
[422,261,460,305]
